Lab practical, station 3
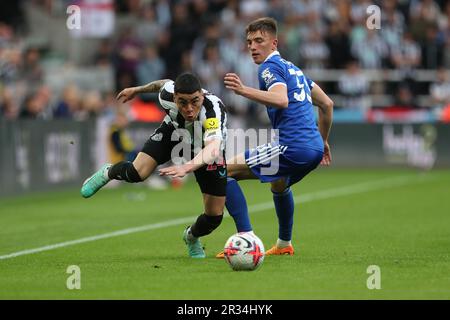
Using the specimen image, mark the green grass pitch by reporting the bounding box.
[0,169,449,299]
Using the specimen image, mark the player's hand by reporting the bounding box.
[224,73,246,95]
[116,87,138,103]
[159,164,193,179]
[321,141,332,166]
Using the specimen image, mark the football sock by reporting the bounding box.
[190,213,223,238]
[276,239,292,248]
[272,187,294,242]
[226,178,253,232]
[108,161,142,183]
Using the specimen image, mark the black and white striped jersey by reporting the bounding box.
[158,80,227,150]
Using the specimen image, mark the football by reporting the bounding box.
[223,233,265,271]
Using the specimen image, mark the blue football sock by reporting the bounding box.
[226,177,253,232]
[272,188,294,241]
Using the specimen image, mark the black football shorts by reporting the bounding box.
[141,122,227,197]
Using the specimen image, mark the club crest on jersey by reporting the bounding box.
[261,68,276,86]
[151,132,163,142]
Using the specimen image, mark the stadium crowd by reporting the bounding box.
[1,0,450,122]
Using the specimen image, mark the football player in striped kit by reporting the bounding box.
[81,73,227,258]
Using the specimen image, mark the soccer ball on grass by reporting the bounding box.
[223,233,265,271]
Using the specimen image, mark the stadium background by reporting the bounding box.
[0,0,449,300]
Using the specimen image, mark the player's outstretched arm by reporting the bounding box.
[224,73,288,109]
[159,139,222,178]
[116,79,171,103]
[311,84,333,166]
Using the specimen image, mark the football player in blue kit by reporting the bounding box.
[218,17,333,257]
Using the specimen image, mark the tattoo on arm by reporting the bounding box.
[137,79,171,93]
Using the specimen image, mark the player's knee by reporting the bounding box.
[271,179,288,193]
[132,154,157,180]
[205,202,225,216]
[204,194,225,215]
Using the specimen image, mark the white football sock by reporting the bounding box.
[276,239,291,248]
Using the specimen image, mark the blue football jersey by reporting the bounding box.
[258,51,324,153]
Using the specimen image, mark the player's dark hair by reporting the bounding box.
[246,17,278,37]
[174,73,202,94]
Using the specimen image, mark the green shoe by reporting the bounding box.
[183,227,205,258]
[81,164,112,198]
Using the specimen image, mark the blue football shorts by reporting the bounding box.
[244,142,323,187]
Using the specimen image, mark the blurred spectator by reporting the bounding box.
[154,0,172,28]
[430,67,450,108]
[267,0,287,22]
[20,47,43,85]
[410,0,441,24]
[93,39,115,67]
[350,0,371,25]
[380,3,406,63]
[19,92,47,119]
[224,43,260,127]
[136,46,166,101]
[421,25,444,69]
[438,1,450,31]
[409,0,440,43]
[108,110,136,164]
[0,46,21,84]
[0,85,19,119]
[283,19,302,64]
[325,21,352,69]
[190,0,211,32]
[197,43,227,97]
[391,32,422,72]
[0,2,25,32]
[337,60,370,110]
[34,85,52,116]
[191,21,222,70]
[351,28,389,69]
[240,0,268,20]
[81,90,104,119]
[179,50,194,74]
[115,27,143,90]
[165,2,198,79]
[299,29,329,69]
[393,84,418,109]
[53,84,81,119]
[444,36,450,68]
[135,4,162,45]
[220,29,241,71]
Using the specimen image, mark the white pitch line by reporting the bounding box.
[0,174,435,260]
